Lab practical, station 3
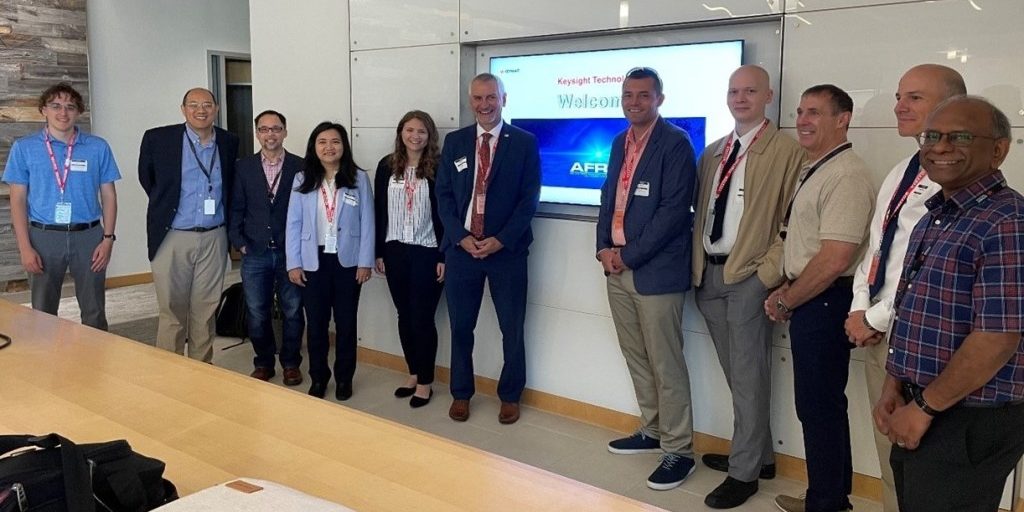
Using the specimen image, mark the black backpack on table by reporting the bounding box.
[0,434,177,512]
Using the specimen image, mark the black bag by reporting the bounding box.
[0,434,177,512]
[215,282,248,339]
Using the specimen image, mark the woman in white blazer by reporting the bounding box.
[285,121,374,400]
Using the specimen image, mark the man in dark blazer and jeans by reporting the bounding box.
[139,87,239,363]
[436,73,541,425]
[229,110,304,385]
[597,67,698,491]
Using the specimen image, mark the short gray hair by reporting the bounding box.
[929,94,1012,140]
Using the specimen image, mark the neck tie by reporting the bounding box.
[869,153,921,299]
[709,140,741,244]
[470,132,493,239]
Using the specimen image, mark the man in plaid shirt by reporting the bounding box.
[874,95,1024,511]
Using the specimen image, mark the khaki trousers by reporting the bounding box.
[865,338,898,512]
[152,228,228,362]
[607,270,693,455]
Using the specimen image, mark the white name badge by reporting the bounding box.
[343,193,358,206]
[455,157,468,172]
[204,198,216,215]
[635,181,651,197]
[475,193,486,214]
[54,202,72,224]
[69,159,88,172]
[323,233,338,254]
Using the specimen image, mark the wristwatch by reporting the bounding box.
[775,297,792,315]
[911,387,939,416]
[103,233,116,241]
[862,315,877,332]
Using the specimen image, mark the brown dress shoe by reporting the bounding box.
[449,399,470,422]
[250,367,275,381]
[498,402,520,424]
[282,367,303,386]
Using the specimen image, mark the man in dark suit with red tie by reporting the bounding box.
[435,73,541,425]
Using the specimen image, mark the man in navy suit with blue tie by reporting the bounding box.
[597,67,699,491]
[436,73,541,425]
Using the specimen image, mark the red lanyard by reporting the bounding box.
[620,122,654,187]
[714,119,769,198]
[881,170,927,234]
[403,168,417,212]
[44,128,76,196]
[320,180,338,226]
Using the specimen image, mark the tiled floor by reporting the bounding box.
[7,281,882,512]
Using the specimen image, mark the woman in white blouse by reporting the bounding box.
[373,111,445,408]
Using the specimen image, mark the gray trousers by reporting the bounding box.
[607,269,694,455]
[28,224,107,330]
[695,264,775,482]
[151,228,228,362]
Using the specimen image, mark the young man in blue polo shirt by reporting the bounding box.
[3,82,120,329]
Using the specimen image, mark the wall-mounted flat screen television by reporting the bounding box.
[491,40,743,207]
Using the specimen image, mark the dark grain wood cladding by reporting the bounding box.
[0,0,90,281]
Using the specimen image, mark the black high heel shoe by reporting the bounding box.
[410,388,433,409]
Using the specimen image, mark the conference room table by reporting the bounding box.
[0,299,663,511]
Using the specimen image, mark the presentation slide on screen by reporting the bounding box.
[491,40,742,206]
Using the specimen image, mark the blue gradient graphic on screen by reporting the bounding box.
[511,118,705,191]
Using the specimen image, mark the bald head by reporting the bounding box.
[894,64,966,137]
[727,65,774,133]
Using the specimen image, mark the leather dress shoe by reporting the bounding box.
[704,476,758,509]
[308,381,327,399]
[498,402,520,424]
[449,399,470,421]
[282,367,303,386]
[409,388,433,409]
[336,382,353,401]
[701,453,775,479]
[394,386,416,398]
[250,367,275,381]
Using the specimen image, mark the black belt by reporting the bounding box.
[832,276,854,288]
[784,275,854,288]
[175,224,224,233]
[30,220,100,232]
[901,381,1024,410]
[706,254,728,265]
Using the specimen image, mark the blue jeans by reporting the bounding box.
[240,247,304,369]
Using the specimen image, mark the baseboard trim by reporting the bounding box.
[106,272,152,289]
[357,346,883,501]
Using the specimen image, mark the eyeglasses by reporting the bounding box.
[47,103,79,113]
[184,102,215,110]
[917,130,1001,147]
[256,126,284,134]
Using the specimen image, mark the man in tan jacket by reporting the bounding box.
[692,65,804,509]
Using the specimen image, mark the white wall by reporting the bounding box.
[87,0,251,277]
[249,0,351,160]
